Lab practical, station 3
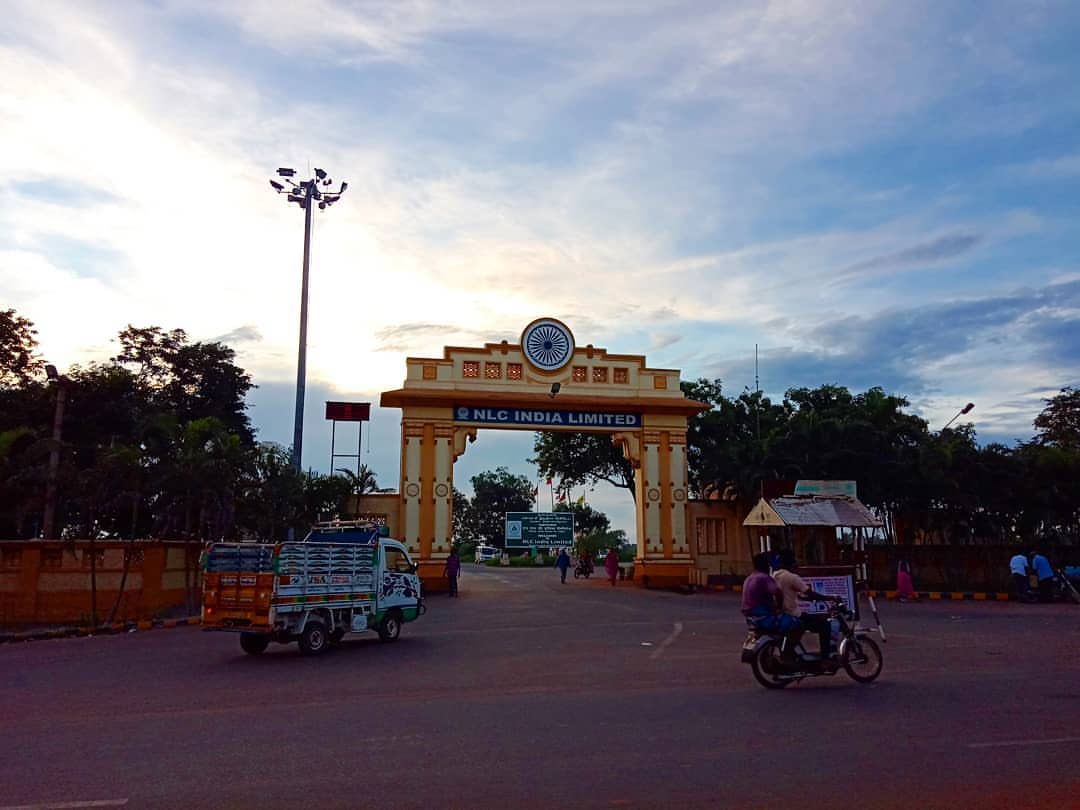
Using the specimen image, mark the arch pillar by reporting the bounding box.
[616,421,692,587]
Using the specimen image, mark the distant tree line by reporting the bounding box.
[534,379,1080,546]
[0,309,387,542]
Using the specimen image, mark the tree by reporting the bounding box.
[1034,387,1080,451]
[553,501,610,536]
[683,379,790,502]
[114,325,255,446]
[0,309,43,388]
[576,528,628,561]
[335,464,391,495]
[455,467,535,549]
[532,432,636,501]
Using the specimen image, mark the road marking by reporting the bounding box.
[650,622,683,659]
[1,801,129,809]
[968,736,1080,749]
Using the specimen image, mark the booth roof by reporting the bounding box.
[743,495,883,529]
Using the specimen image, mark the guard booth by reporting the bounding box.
[742,483,886,628]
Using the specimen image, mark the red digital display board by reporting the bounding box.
[325,401,371,422]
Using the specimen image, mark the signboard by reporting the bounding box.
[455,406,640,429]
[798,573,858,620]
[794,480,857,498]
[504,512,575,548]
[325,401,371,422]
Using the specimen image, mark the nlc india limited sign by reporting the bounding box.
[455,406,640,429]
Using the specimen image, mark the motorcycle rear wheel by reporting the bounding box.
[841,636,883,683]
[751,640,791,689]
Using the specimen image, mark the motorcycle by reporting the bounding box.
[741,600,883,689]
[573,558,593,579]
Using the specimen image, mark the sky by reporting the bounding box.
[3,0,1079,537]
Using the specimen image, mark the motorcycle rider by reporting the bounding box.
[741,552,799,644]
[773,549,841,665]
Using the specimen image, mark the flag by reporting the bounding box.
[532,487,538,497]
[576,494,586,506]
[546,477,553,485]
[557,490,567,503]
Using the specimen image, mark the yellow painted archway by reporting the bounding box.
[379,319,709,589]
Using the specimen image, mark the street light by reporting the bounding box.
[269,166,348,471]
[941,402,975,430]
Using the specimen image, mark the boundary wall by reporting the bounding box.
[0,540,202,625]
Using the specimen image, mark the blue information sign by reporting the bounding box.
[454,406,640,429]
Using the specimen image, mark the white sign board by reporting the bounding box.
[798,574,858,619]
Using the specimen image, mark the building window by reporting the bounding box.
[485,362,502,379]
[653,376,668,390]
[696,518,727,555]
[592,367,608,383]
[572,366,588,382]
[463,361,480,378]
[422,365,437,380]
[507,363,523,380]
[613,368,629,384]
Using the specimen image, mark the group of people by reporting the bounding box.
[1010,549,1058,602]
[741,548,842,664]
[554,548,620,586]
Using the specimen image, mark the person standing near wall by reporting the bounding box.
[443,548,461,597]
[1031,550,1056,602]
[896,557,917,602]
[604,548,619,587]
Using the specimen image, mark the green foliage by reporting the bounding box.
[1034,387,1080,451]
[453,467,535,548]
[532,432,635,500]
[553,501,610,536]
[575,528,627,561]
[0,309,43,388]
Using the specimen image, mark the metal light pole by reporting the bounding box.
[42,364,67,540]
[941,402,975,431]
[270,167,348,471]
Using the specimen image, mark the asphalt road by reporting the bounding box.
[2,565,1079,810]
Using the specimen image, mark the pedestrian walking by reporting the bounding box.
[556,548,571,584]
[1009,551,1030,601]
[443,548,461,597]
[604,548,619,586]
[896,557,917,602]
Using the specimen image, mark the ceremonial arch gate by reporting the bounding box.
[378,319,709,590]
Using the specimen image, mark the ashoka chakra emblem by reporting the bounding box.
[521,318,574,372]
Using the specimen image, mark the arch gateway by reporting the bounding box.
[377,318,710,590]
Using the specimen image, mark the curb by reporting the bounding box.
[698,584,1014,601]
[0,616,201,645]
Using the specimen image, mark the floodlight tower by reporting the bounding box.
[270,167,348,471]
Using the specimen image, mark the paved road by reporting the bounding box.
[2,566,1078,809]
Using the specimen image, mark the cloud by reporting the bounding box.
[210,325,263,346]
[834,232,982,282]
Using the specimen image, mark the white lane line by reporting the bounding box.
[650,622,683,660]
[968,736,1080,749]
[1,801,129,809]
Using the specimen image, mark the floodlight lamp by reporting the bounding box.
[287,194,304,204]
[46,364,59,380]
[269,180,284,191]
[339,181,348,192]
[319,201,326,210]
[550,382,561,398]
[277,168,295,177]
[961,402,974,415]
[315,168,326,180]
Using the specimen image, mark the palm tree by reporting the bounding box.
[335,464,391,496]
